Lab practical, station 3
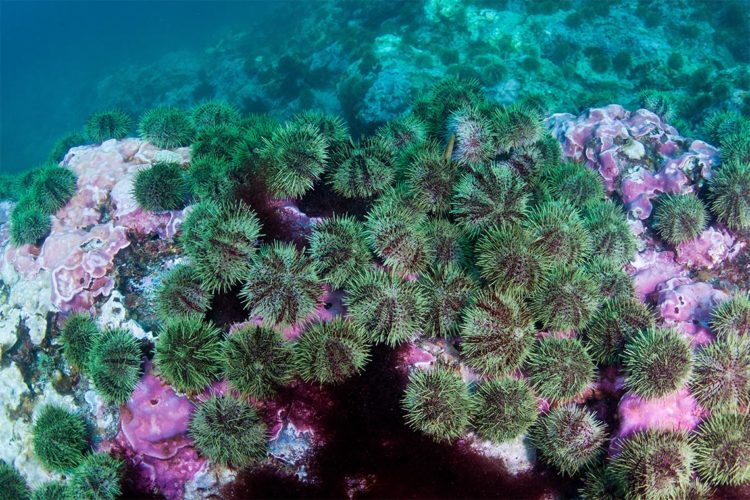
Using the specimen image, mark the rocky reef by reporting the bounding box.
[1,75,750,499]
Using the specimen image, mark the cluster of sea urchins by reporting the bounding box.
[5,81,750,498]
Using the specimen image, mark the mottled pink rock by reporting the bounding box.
[620,165,690,219]
[116,366,204,499]
[675,227,744,269]
[616,388,707,440]
[658,278,727,345]
[3,139,188,311]
[401,342,436,370]
[546,105,719,220]
[270,199,324,242]
[628,250,686,301]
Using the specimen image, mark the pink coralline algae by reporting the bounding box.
[616,387,707,441]
[657,278,727,346]
[546,105,719,219]
[675,227,745,269]
[113,366,204,499]
[628,249,687,301]
[2,139,188,311]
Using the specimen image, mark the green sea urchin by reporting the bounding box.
[418,264,477,338]
[708,161,750,231]
[691,333,750,411]
[9,203,51,246]
[491,104,543,151]
[447,105,494,165]
[365,202,430,275]
[530,404,606,476]
[402,366,475,442]
[329,137,395,199]
[703,111,750,145]
[240,242,323,328]
[721,130,750,166]
[31,482,66,500]
[345,268,427,346]
[693,411,750,486]
[472,376,537,443]
[476,223,548,295]
[154,317,224,394]
[48,131,87,163]
[28,166,77,215]
[609,430,693,499]
[622,327,693,399]
[187,154,235,202]
[537,160,605,208]
[155,265,212,320]
[460,291,534,377]
[60,312,99,371]
[424,218,471,269]
[524,200,592,266]
[133,161,189,212]
[192,123,242,161]
[308,215,372,289]
[192,101,240,131]
[578,466,627,500]
[138,107,195,149]
[530,264,602,332]
[180,200,262,293]
[223,324,294,399]
[67,453,123,500]
[292,110,349,151]
[526,336,596,403]
[375,114,428,150]
[451,162,529,236]
[85,110,131,143]
[582,298,655,365]
[260,122,328,198]
[293,317,371,385]
[32,404,90,472]
[406,144,459,215]
[0,461,30,500]
[412,77,485,138]
[710,292,750,339]
[86,328,142,405]
[585,257,635,302]
[582,201,637,265]
[189,394,267,468]
[638,89,675,121]
[652,193,707,245]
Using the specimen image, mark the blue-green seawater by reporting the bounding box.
[1,0,748,172]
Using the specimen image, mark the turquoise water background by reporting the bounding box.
[0,0,278,173]
[1,0,748,173]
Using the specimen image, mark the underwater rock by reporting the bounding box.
[0,365,79,488]
[98,290,153,342]
[1,139,187,312]
[0,262,50,348]
[114,365,205,499]
[675,227,745,269]
[657,278,727,345]
[0,364,30,465]
[547,105,720,219]
[628,249,687,301]
[616,387,706,441]
[359,66,418,125]
[183,465,236,500]
[468,435,535,476]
